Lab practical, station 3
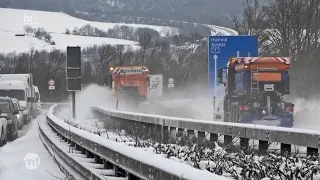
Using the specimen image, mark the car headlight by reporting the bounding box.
[23,110,29,114]
[17,114,20,118]
[7,119,12,123]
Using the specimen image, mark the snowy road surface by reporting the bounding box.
[0,112,66,180]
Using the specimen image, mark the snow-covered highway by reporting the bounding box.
[0,111,65,180]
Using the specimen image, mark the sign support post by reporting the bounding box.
[72,91,76,118]
[48,79,55,105]
[213,54,218,111]
[66,46,82,119]
[51,91,53,105]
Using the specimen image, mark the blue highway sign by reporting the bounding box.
[208,35,258,95]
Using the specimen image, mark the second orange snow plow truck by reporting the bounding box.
[105,66,150,101]
[217,57,294,127]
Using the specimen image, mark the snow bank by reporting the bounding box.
[47,104,229,179]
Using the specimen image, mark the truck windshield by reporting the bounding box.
[0,101,10,113]
[0,90,25,101]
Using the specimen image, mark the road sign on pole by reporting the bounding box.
[66,46,82,119]
[168,78,174,88]
[66,46,81,91]
[208,35,258,94]
[48,79,55,90]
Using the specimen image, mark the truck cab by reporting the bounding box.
[107,66,150,101]
[0,75,34,124]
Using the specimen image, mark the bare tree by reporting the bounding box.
[24,25,34,35]
[93,45,116,84]
[138,31,151,65]
[115,45,125,66]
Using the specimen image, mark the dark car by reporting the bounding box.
[0,97,19,141]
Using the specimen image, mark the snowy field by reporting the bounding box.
[0,30,140,53]
[0,112,66,180]
[0,8,177,53]
[0,8,177,36]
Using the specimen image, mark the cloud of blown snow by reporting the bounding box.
[55,83,164,120]
[54,82,225,122]
[152,82,225,120]
[290,96,320,130]
[55,84,113,120]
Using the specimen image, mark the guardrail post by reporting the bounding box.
[127,120,134,135]
[81,147,85,154]
[120,119,126,132]
[156,125,161,142]
[280,143,291,156]
[145,123,152,139]
[75,144,81,151]
[150,124,155,138]
[128,174,139,180]
[240,138,249,154]
[224,135,232,146]
[115,166,126,177]
[198,131,205,139]
[259,140,268,155]
[177,128,185,145]
[138,122,142,139]
[163,126,169,144]
[170,127,176,141]
[210,133,218,143]
[103,159,113,169]
[187,129,194,140]
[307,147,318,156]
[94,155,102,164]
[86,150,93,158]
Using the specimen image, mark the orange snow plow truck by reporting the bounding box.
[105,66,150,101]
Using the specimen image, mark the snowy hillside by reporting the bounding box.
[0,31,140,53]
[0,8,177,53]
[0,8,177,35]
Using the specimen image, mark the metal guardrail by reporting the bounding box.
[41,102,68,109]
[38,121,102,180]
[47,104,228,180]
[92,106,320,155]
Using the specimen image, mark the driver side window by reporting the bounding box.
[13,102,19,112]
[218,68,227,84]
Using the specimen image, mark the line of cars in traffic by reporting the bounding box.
[0,74,41,146]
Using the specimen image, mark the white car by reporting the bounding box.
[11,98,24,130]
[0,116,7,146]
